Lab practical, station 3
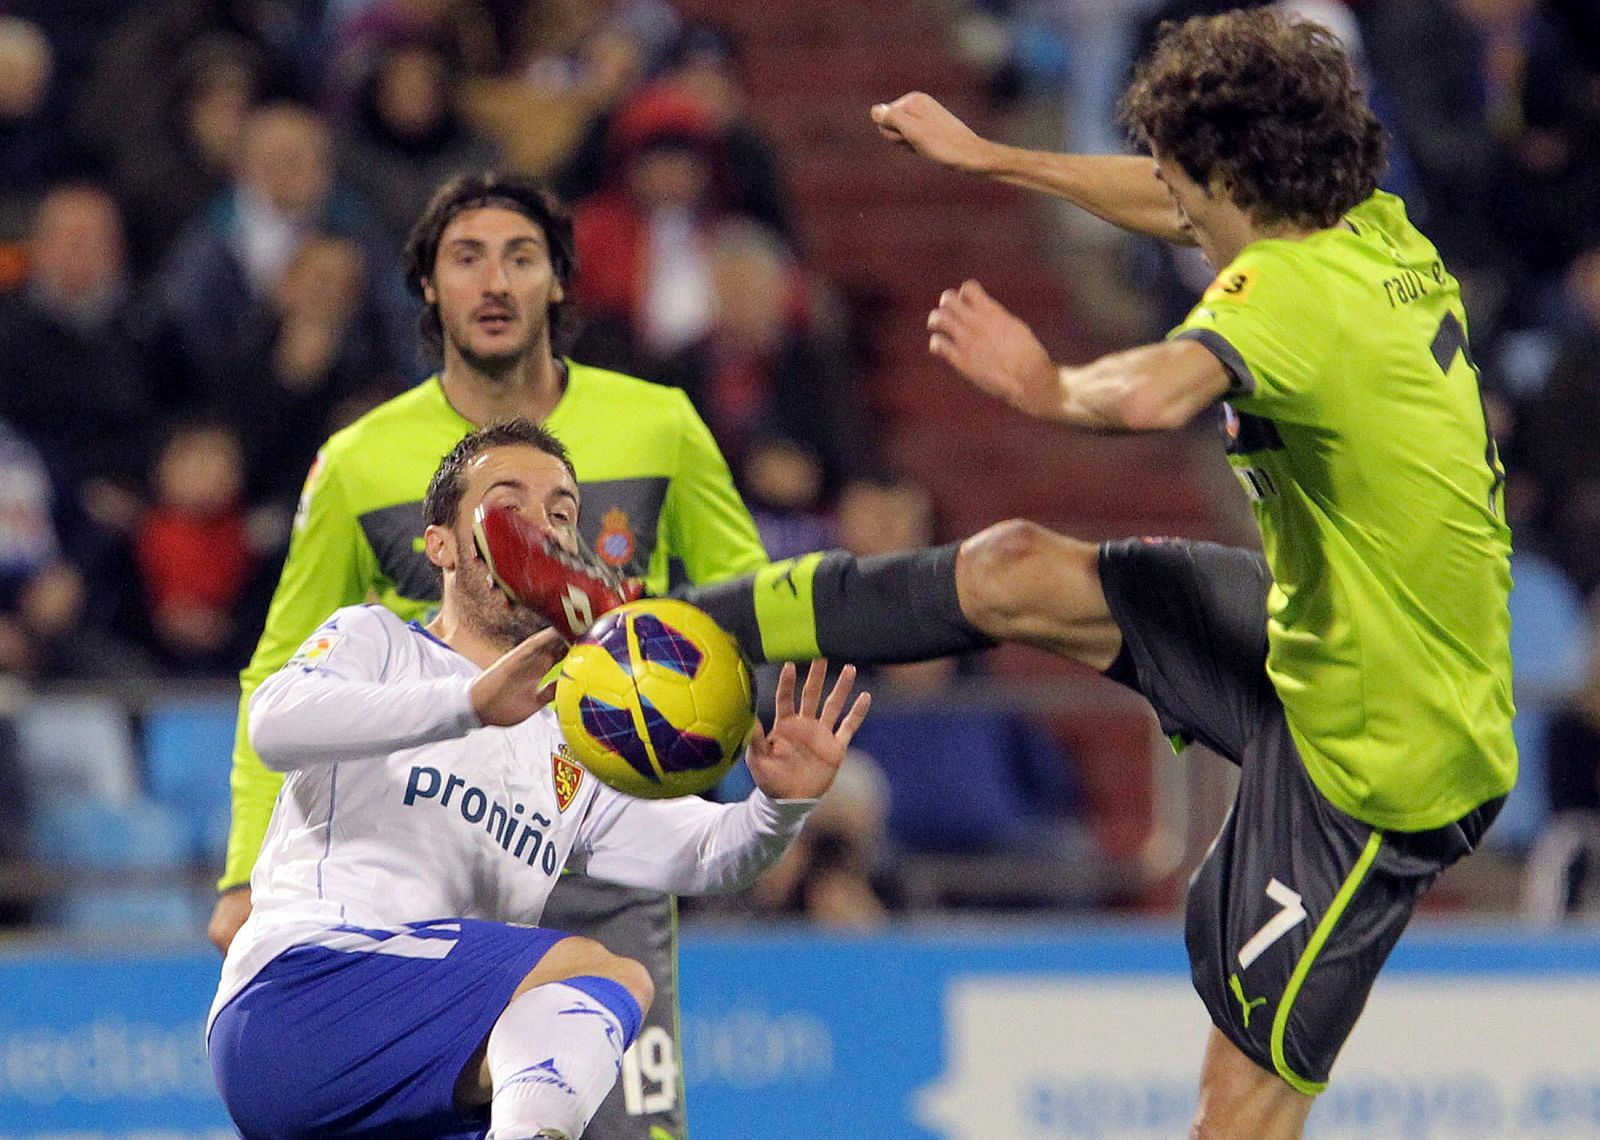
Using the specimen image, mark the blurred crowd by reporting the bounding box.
[0,0,1597,928]
[0,0,1082,934]
[0,0,877,685]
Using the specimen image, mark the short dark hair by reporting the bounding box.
[424,419,576,528]
[1119,10,1386,231]
[402,172,579,361]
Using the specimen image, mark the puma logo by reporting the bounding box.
[1230,973,1267,1028]
[770,562,799,596]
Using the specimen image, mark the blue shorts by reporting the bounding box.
[209,918,568,1140]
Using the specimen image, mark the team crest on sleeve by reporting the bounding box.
[553,744,584,811]
[1202,267,1257,305]
[596,507,637,567]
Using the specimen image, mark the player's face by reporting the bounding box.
[423,206,565,373]
[437,445,581,647]
[1152,152,1249,269]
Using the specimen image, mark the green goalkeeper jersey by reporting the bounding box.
[1171,190,1516,832]
[220,363,769,889]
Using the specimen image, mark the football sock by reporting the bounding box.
[485,978,642,1140]
[681,543,996,664]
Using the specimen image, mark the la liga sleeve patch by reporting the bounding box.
[288,625,344,671]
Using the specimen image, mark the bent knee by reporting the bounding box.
[526,935,655,1013]
[956,519,1099,631]
[607,953,655,1014]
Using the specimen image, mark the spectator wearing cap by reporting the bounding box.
[557,21,798,246]
[570,84,748,372]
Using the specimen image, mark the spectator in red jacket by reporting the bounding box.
[134,421,260,675]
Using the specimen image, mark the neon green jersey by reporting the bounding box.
[1171,191,1516,831]
[220,364,769,889]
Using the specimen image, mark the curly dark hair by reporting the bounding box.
[424,418,575,528]
[402,172,579,361]
[1119,10,1386,230]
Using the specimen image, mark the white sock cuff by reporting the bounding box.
[485,983,627,1140]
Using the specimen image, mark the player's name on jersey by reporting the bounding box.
[1380,260,1446,309]
[403,765,562,875]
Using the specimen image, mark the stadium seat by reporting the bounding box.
[16,695,140,805]
[849,702,1113,911]
[50,887,206,934]
[32,796,190,868]
[30,796,203,936]
[141,700,239,865]
[850,705,1083,854]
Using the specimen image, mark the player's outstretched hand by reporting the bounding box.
[471,627,570,727]
[928,279,1062,419]
[474,502,643,640]
[871,92,993,174]
[746,660,871,802]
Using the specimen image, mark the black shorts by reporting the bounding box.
[540,878,683,1138]
[1098,537,1501,1092]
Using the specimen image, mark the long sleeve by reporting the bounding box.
[571,786,815,896]
[222,451,378,887]
[660,388,770,584]
[247,607,479,771]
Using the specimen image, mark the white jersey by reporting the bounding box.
[211,604,813,1027]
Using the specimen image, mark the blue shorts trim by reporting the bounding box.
[210,918,567,1140]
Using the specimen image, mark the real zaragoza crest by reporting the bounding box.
[553,744,584,812]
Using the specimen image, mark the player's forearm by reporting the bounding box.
[1050,341,1231,432]
[978,146,1194,245]
[1049,357,1152,431]
[248,671,480,770]
[580,789,814,894]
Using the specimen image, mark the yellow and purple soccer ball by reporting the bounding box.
[553,598,756,798]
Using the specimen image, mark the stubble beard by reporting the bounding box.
[451,531,550,651]
[456,339,526,382]
[446,310,549,382]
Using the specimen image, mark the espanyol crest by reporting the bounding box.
[596,507,636,567]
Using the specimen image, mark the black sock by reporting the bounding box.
[678,544,995,664]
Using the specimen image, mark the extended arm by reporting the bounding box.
[927,280,1230,430]
[871,92,1194,245]
[571,787,815,895]
[249,614,566,770]
[250,670,480,770]
[222,455,372,889]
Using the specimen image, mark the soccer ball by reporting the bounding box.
[553,598,756,799]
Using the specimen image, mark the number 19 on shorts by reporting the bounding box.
[620,1026,678,1116]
